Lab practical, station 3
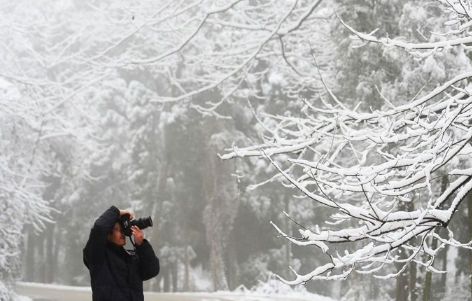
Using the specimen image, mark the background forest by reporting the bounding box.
[1,0,472,301]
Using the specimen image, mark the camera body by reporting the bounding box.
[120,214,153,237]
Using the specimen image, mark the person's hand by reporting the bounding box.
[131,225,144,246]
[119,209,134,220]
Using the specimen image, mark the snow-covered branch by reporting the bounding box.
[224,68,472,283]
[339,0,472,57]
[72,0,334,113]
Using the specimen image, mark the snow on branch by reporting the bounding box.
[340,17,472,51]
[223,70,472,283]
[73,0,334,114]
[338,0,472,57]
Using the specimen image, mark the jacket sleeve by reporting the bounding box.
[135,239,160,280]
[83,205,120,268]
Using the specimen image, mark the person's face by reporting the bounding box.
[108,222,126,246]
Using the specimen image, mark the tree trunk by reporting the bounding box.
[182,213,190,291]
[407,200,418,301]
[149,158,168,293]
[163,265,170,292]
[25,227,35,282]
[37,233,45,282]
[150,161,168,252]
[437,235,448,300]
[422,237,438,301]
[396,201,409,301]
[45,223,55,283]
[284,190,291,280]
[410,260,418,301]
[423,268,432,301]
[423,174,449,301]
[227,236,238,290]
[171,261,178,292]
[53,229,59,283]
[396,261,409,301]
[202,122,239,292]
[208,217,229,291]
[184,244,190,292]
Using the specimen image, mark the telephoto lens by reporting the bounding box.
[120,214,153,237]
[131,216,153,230]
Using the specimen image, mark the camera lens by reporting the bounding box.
[131,216,153,230]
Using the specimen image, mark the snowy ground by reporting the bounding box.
[16,282,338,301]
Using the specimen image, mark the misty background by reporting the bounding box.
[1,0,472,301]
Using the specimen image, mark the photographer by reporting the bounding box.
[83,206,160,301]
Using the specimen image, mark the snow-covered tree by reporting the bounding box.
[328,1,470,300]
[223,0,472,293]
[0,2,128,298]
[0,78,56,300]
[31,0,333,114]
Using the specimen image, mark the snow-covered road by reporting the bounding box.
[16,282,336,301]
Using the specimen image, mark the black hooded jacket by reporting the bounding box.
[83,206,160,301]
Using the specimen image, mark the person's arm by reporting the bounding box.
[135,239,160,280]
[83,206,133,268]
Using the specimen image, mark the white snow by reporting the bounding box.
[16,282,339,301]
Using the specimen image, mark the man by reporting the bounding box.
[83,205,160,301]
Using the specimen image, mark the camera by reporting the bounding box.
[120,214,153,237]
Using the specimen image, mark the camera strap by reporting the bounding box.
[130,236,138,251]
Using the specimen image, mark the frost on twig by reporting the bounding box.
[337,0,472,58]
[223,64,472,283]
